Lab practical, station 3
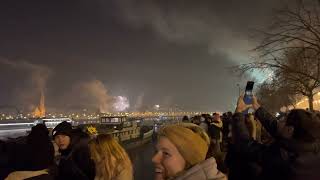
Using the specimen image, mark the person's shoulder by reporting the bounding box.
[175,158,227,180]
[70,129,91,154]
[71,128,90,143]
[72,128,89,137]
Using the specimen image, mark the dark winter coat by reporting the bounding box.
[230,107,320,180]
[55,129,95,180]
[208,121,222,138]
[229,107,295,180]
[0,140,14,180]
[0,124,55,180]
[257,108,320,180]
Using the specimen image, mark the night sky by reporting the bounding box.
[0,0,285,113]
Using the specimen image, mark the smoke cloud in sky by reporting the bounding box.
[0,58,129,113]
[65,80,130,113]
[133,93,144,111]
[0,57,51,110]
[110,0,287,83]
[0,0,294,112]
[77,80,113,113]
[112,0,283,64]
[0,57,51,93]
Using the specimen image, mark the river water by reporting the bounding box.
[128,140,156,180]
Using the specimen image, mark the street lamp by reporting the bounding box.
[154,105,160,111]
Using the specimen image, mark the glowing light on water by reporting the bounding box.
[113,96,130,111]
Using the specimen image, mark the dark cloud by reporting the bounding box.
[112,0,283,63]
[0,0,285,112]
[0,57,51,111]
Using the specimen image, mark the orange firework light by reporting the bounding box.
[32,91,46,118]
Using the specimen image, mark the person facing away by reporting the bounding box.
[207,113,224,169]
[199,116,209,133]
[4,123,55,180]
[182,116,189,123]
[208,113,223,143]
[152,123,226,180]
[89,134,133,180]
[52,121,95,180]
[191,115,201,125]
[230,95,320,180]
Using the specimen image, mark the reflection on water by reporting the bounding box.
[0,129,29,140]
[128,140,156,180]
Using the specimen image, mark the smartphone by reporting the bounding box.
[243,81,254,105]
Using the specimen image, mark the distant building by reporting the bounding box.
[33,90,46,118]
[283,92,320,111]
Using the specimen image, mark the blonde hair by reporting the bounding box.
[89,134,133,180]
[158,123,210,167]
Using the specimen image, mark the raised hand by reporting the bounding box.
[235,95,252,113]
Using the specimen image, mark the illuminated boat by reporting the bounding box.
[79,116,153,148]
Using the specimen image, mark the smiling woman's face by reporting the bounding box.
[152,137,186,179]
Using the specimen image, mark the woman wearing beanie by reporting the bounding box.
[53,121,95,180]
[152,123,227,180]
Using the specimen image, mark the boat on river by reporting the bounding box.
[79,116,154,149]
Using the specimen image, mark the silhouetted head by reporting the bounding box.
[26,124,54,170]
[182,115,189,122]
[281,109,319,142]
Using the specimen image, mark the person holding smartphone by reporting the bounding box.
[229,94,320,180]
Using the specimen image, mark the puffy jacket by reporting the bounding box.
[172,157,227,180]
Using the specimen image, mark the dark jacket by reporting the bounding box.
[0,140,15,180]
[0,124,55,180]
[225,143,262,180]
[56,129,95,180]
[230,107,320,180]
[229,107,295,180]
[208,121,223,140]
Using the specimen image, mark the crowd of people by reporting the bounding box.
[1,95,320,180]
